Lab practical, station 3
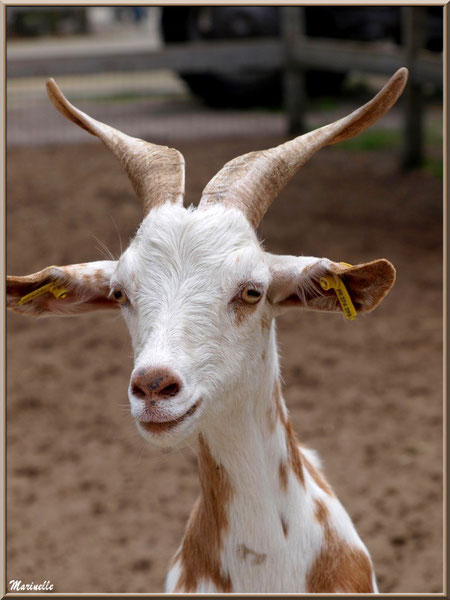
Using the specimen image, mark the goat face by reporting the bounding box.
[115,204,271,446]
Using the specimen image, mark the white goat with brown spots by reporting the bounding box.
[7,68,408,593]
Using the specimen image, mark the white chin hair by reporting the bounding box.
[136,419,198,449]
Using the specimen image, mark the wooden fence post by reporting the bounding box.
[402,6,427,169]
[282,6,306,136]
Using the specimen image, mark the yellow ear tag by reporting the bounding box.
[18,282,68,306]
[319,263,357,321]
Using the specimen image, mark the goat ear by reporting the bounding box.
[267,255,395,317]
[7,260,118,317]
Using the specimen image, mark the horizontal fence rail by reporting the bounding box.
[291,38,441,85]
[7,38,442,86]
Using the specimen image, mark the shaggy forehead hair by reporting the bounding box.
[116,204,267,294]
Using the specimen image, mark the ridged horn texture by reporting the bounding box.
[199,68,408,228]
[46,78,185,216]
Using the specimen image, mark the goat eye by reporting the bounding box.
[113,289,128,305]
[241,286,262,305]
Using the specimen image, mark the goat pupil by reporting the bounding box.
[248,289,260,297]
[114,291,122,299]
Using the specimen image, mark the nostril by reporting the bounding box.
[131,368,182,402]
[160,382,180,397]
[132,382,146,400]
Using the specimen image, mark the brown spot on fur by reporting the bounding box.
[174,434,233,593]
[314,498,329,524]
[273,380,333,495]
[262,350,266,362]
[233,301,253,326]
[280,516,288,538]
[273,379,306,487]
[278,460,288,491]
[261,315,270,331]
[266,404,276,434]
[302,452,335,497]
[7,266,58,299]
[273,379,286,425]
[236,544,266,566]
[307,498,374,593]
[266,384,282,434]
[93,269,105,284]
[231,292,261,325]
[284,419,305,486]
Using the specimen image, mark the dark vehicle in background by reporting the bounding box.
[161,6,443,107]
[7,7,89,37]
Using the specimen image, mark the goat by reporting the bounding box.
[7,68,408,593]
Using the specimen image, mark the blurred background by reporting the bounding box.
[6,5,443,594]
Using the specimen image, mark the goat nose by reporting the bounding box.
[131,368,182,403]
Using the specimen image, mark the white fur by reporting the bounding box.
[113,204,273,447]
[100,202,376,593]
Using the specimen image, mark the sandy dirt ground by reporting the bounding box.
[6,138,443,593]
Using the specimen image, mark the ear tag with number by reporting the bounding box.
[18,282,68,306]
[319,263,357,320]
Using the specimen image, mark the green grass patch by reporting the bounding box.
[338,127,442,179]
[311,97,339,112]
[423,158,443,179]
[339,129,402,152]
[425,129,443,147]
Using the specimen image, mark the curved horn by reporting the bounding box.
[46,78,185,215]
[199,68,408,228]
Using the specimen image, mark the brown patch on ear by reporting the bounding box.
[7,263,117,317]
[332,258,396,313]
[7,266,67,316]
[175,434,233,593]
[307,498,374,593]
[7,266,57,296]
[80,269,110,294]
[274,258,395,316]
[301,451,335,497]
[94,269,106,284]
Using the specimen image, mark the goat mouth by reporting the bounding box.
[138,400,202,434]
